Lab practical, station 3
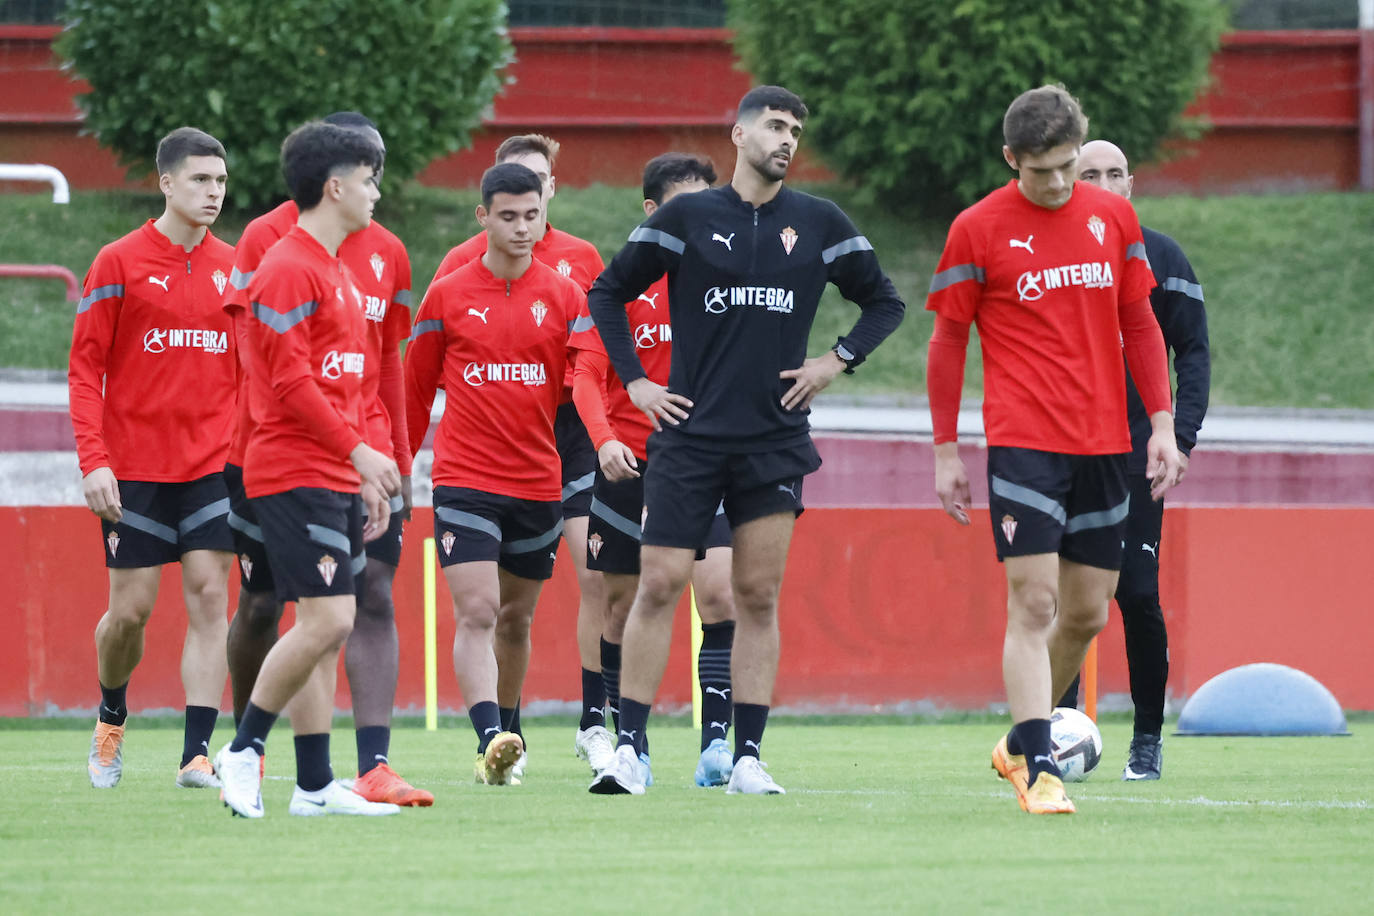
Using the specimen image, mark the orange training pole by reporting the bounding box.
[1084,637,1099,722]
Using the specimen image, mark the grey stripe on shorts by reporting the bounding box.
[990,476,1067,525]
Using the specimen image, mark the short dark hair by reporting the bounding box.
[1003,84,1088,158]
[642,153,717,205]
[323,111,379,133]
[280,121,383,211]
[737,85,808,124]
[155,127,226,176]
[480,162,544,208]
[494,133,559,170]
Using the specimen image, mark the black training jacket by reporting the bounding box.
[1126,226,1211,469]
[587,183,905,451]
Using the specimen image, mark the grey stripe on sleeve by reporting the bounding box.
[928,264,985,294]
[409,319,444,343]
[627,226,685,254]
[393,288,413,307]
[229,267,253,291]
[251,300,318,334]
[820,236,874,264]
[571,314,596,334]
[1126,241,1149,263]
[77,284,124,314]
[1162,277,1204,303]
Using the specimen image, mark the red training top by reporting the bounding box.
[925,181,1168,454]
[569,276,672,460]
[243,226,369,497]
[69,219,237,481]
[406,256,584,501]
[224,202,413,475]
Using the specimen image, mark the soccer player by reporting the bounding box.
[222,112,431,806]
[214,121,402,818]
[925,86,1182,814]
[70,127,235,790]
[405,162,584,786]
[1055,139,1211,781]
[570,152,738,786]
[430,134,604,771]
[585,86,906,795]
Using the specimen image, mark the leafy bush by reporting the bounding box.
[728,0,1228,214]
[56,0,511,209]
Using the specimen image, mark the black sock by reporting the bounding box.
[356,725,390,776]
[579,668,607,731]
[230,702,277,755]
[1012,718,1059,787]
[469,701,502,754]
[616,698,650,756]
[508,704,523,741]
[1006,728,1022,756]
[697,621,734,750]
[294,733,332,792]
[600,638,622,734]
[1057,674,1081,711]
[181,705,218,767]
[733,703,769,762]
[98,681,128,726]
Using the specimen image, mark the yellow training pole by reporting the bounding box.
[423,537,438,731]
[690,585,703,731]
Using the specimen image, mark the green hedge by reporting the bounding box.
[728,0,1227,215]
[55,0,511,209]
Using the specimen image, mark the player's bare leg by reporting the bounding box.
[617,546,696,704]
[246,594,356,713]
[493,567,544,710]
[178,549,231,709]
[95,566,162,690]
[727,515,790,709]
[225,590,283,722]
[1047,559,1117,702]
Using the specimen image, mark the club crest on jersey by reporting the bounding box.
[779,226,798,255]
[239,555,253,580]
[370,252,385,282]
[530,300,548,326]
[587,532,604,560]
[1001,514,1018,544]
[1087,215,1106,246]
[106,532,120,557]
[441,531,456,556]
[556,259,573,278]
[317,555,338,586]
[211,269,228,295]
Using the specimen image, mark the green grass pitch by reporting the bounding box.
[2,714,1369,914]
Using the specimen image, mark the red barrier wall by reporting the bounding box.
[4,500,1372,717]
[0,27,1365,193]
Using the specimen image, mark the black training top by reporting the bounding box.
[587,183,905,452]
[1127,226,1211,469]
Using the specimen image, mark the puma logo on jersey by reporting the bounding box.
[468,307,489,324]
[712,232,735,251]
[637,291,660,308]
[704,686,730,699]
[148,275,170,291]
[1009,235,1034,254]
[1142,542,1159,559]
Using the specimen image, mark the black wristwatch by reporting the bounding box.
[831,341,857,374]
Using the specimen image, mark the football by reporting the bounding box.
[1050,707,1103,782]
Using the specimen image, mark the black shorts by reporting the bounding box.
[555,401,596,519]
[253,488,365,604]
[100,472,233,569]
[641,435,819,550]
[587,457,732,575]
[363,492,406,567]
[1116,472,1164,601]
[986,446,1129,571]
[224,463,276,594]
[433,486,562,581]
